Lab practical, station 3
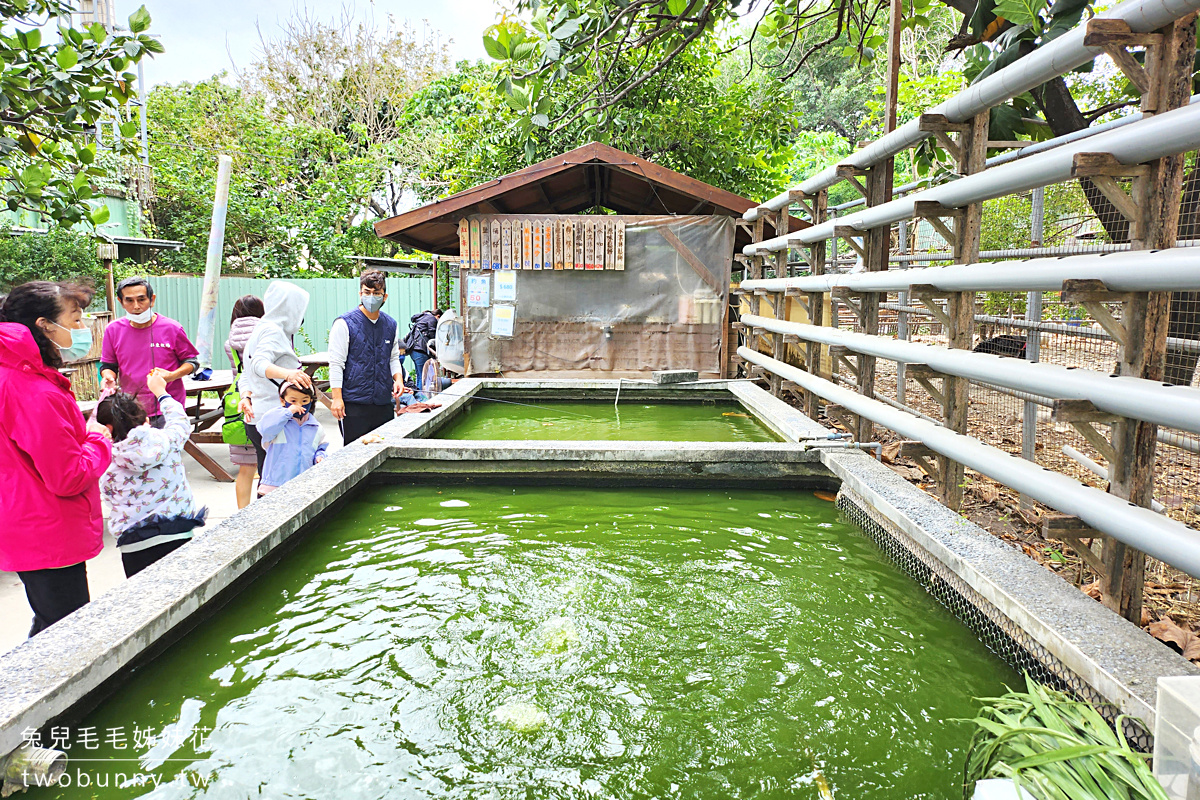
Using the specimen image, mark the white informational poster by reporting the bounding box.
[494,270,517,302]
[490,303,515,337]
[466,274,490,308]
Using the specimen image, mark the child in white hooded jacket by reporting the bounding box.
[97,371,206,577]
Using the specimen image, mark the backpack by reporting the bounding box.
[222,350,251,446]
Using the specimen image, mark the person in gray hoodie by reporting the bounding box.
[237,282,313,482]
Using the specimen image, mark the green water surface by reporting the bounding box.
[43,487,1015,799]
[434,401,780,441]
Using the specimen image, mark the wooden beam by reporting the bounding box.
[917,113,970,133]
[1083,17,1163,47]
[937,109,987,511]
[910,286,954,329]
[835,165,869,198]
[1042,514,1108,577]
[535,182,561,213]
[1071,152,1150,178]
[805,188,828,420]
[932,129,962,163]
[657,225,722,294]
[1051,399,1119,424]
[1100,16,1196,625]
[832,226,866,258]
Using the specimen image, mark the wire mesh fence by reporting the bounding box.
[763,158,1200,621]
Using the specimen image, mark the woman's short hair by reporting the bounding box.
[0,280,95,367]
[230,294,265,323]
[95,392,148,442]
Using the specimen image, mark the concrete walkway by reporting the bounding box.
[0,407,344,655]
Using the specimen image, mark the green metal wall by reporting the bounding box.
[143,275,436,364]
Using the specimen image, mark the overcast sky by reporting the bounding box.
[132,0,497,87]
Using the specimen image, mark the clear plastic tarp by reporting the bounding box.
[460,214,732,376]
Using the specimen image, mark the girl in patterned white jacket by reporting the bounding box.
[97,370,206,577]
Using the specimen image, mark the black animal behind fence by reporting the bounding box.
[973,334,1027,359]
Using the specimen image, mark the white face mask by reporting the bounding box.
[126,308,154,324]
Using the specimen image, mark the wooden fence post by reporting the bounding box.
[1101,12,1197,623]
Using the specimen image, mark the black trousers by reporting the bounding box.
[17,562,89,637]
[122,539,189,578]
[244,422,266,476]
[341,402,395,444]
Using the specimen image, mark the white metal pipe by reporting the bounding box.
[737,346,1200,577]
[879,302,1200,355]
[194,155,233,373]
[828,94,1200,214]
[740,314,1200,434]
[743,0,1200,222]
[746,102,1200,253]
[741,247,1200,293]
[1061,445,1167,513]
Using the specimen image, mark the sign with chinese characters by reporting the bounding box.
[494,270,516,302]
[459,216,627,273]
[490,303,515,337]
[466,274,490,308]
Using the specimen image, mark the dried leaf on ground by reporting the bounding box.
[881,442,904,464]
[1080,580,1102,600]
[887,463,924,481]
[1148,618,1200,661]
[969,482,1000,504]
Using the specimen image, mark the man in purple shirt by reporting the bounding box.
[100,277,199,420]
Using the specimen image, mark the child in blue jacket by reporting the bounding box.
[256,382,328,496]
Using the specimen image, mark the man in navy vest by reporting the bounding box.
[328,270,407,443]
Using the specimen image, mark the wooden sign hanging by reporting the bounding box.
[479,219,491,271]
[615,220,625,270]
[521,220,532,270]
[574,220,585,269]
[458,219,470,268]
[553,220,564,269]
[602,220,613,269]
[531,218,542,270]
[542,219,553,270]
[468,219,481,270]
[490,220,502,270]
[564,219,576,269]
[501,219,512,270]
[592,219,604,272]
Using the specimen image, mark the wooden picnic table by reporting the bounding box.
[78,370,237,483]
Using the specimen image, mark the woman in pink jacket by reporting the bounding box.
[0,281,113,636]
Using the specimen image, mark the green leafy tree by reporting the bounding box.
[483,0,1195,238]
[402,47,795,201]
[146,78,385,277]
[0,1,161,227]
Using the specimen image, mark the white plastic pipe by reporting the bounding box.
[739,314,1200,434]
[740,247,1200,293]
[1061,445,1167,513]
[194,154,233,373]
[737,346,1200,578]
[743,0,1200,222]
[746,102,1200,253]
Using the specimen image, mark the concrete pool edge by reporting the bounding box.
[821,447,1200,741]
[0,434,394,756]
[0,378,1192,760]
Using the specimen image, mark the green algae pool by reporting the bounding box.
[46,486,1015,799]
[434,401,780,441]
